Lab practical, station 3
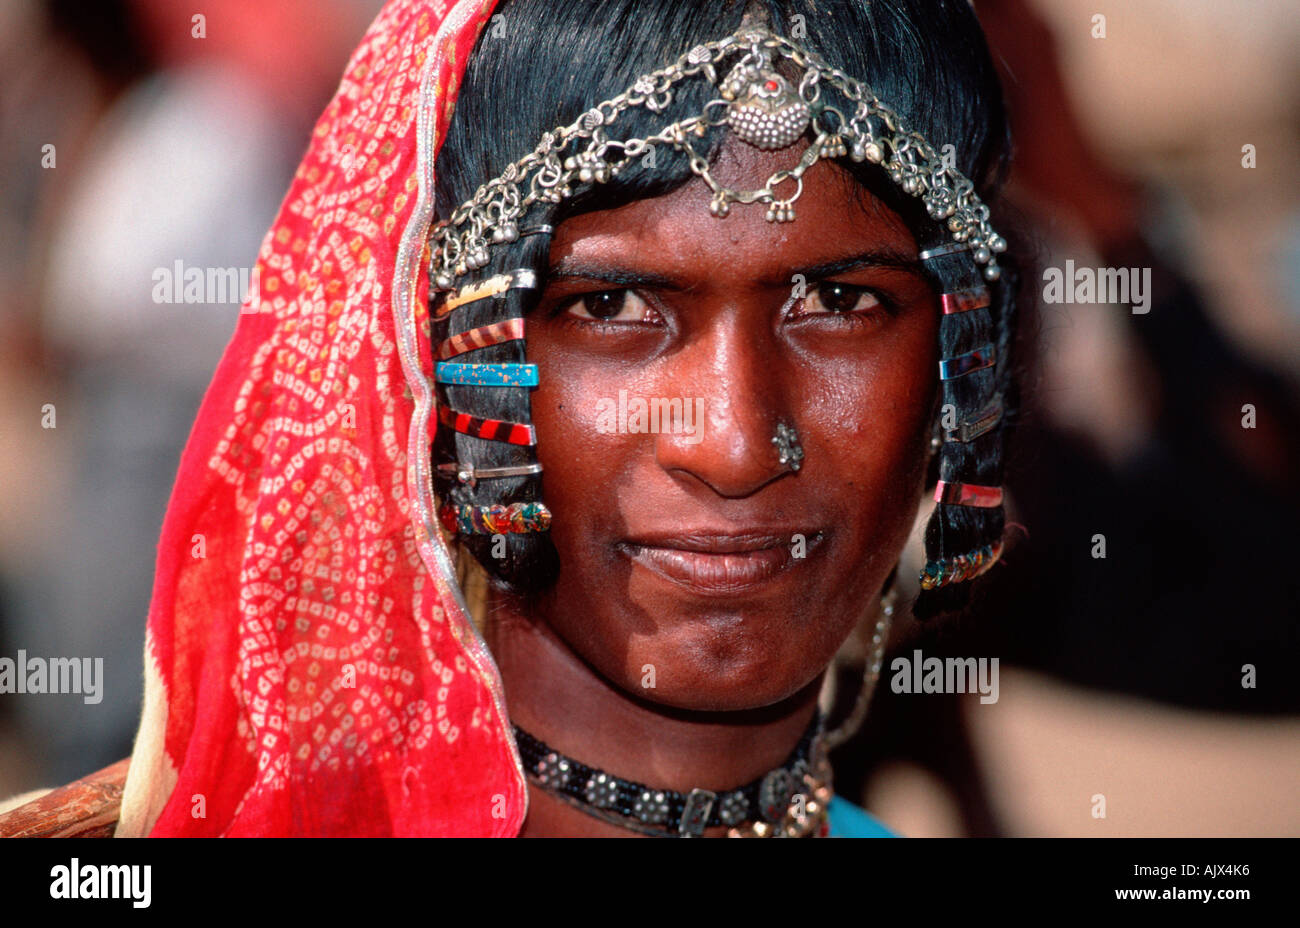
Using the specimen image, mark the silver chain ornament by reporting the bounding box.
[430,25,1006,290]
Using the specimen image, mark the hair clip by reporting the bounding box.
[943,398,1003,443]
[938,344,995,380]
[518,225,553,237]
[437,318,526,360]
[436,462,543,488]
[918,242,971,262]
[919,539,1004,590]
[940,287,991,315]
[439,502,552,535]
[434,269,538,318]
[438,405,536,445]
[934,480,1002,508]
[435,362,538,387]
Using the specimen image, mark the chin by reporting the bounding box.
[606,615,836,713]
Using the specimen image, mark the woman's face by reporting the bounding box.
[525,139,938,711]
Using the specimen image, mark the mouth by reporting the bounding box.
[617,530,825,596]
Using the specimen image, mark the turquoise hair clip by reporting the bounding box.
[435,362,539,388]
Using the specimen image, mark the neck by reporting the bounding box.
[485,592,824,838]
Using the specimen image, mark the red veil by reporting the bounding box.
[115,0,526,836]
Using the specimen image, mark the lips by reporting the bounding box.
[618,531,823,595]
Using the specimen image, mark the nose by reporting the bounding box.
[653,311,792,499]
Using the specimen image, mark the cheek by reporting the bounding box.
[528,333,608,459]
[801,318,939,539]
[526,340,636,550]
[528,334,653,449]
[840,355,936,470]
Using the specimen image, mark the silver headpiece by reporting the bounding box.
[429,24,1006,291]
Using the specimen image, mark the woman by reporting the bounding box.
[115,0,1017,837]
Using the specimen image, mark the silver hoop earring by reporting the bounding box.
[772,422,804,472]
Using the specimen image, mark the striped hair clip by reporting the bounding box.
[438,405,536,446]
[437,318,525,360]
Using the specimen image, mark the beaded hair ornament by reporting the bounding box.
[430,23,1009,596]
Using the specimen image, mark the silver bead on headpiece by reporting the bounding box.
[430,25,1005,291]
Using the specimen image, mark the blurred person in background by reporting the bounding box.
[829,0,1300,837]
[0,0,157,796]
[0,0,381,793]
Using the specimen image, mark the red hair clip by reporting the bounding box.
[934,480,1003,508]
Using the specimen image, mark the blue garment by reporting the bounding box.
[827,796,897,837]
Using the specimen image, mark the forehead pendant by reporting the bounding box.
[722,54,811,151]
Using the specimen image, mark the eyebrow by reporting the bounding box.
[545,248,924,290]
[779,249,925,284]
[545,257,684,291]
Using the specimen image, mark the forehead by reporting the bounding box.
[547,138,918,282]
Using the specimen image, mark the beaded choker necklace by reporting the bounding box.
[513,711,833,838]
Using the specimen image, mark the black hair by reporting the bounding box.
[431,0,1019,619]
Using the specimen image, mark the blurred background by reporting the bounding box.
[0,0,1297,835]
[0,0,385,795]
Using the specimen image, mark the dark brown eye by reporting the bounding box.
[563,289,655,322]
[807,282,880,314]
[583,291,627,319]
